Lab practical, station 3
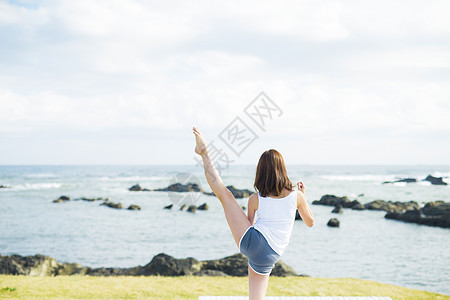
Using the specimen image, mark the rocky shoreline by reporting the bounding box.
[0,252,303,277]
[313,195,450,228]
[129,183,253,199]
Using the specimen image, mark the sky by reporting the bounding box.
[0,0,449,165]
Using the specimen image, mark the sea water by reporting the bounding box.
[0,165,449,295]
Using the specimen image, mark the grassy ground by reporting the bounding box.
[0,275,448,299]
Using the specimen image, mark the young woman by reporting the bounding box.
[193,127,314,300]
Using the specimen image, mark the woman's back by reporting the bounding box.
[253,189,298,256]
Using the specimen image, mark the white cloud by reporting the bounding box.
[0,0,449,164]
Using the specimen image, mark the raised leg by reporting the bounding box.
[218,188,252,247]
[248,265,270,300]
[193,126,251,247]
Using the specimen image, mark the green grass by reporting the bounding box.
[0,275,448,299]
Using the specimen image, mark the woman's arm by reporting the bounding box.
[247,193,258,225]
[193,127,230,200]
[296,182,314,227]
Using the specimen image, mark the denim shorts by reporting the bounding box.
[239,226,281,275]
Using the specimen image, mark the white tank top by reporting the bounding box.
[253,190,297,256]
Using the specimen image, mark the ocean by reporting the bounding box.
[0,164,449,295]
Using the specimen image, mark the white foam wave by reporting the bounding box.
[431,171,450,178]
[319,174,397,182]
[13,183,63,190]
[25,173,58,178]
[98,176,168,182]
[417,181,432,186]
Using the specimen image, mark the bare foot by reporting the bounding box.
[193,127,208,156]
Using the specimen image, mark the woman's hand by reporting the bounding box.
[297,181,306,194]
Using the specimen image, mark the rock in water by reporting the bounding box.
[79,197,109,202]
[313,195,350,206]
[154,183,202,192]
[197,203,209,210]
[179,204,186,211]
[203,186,253,198]
[53,195,71,203]
[101,202,123,209]
[129,184,143,191]
[226,186,253,198]
[385,201,450,228]
[164,204,173,209]
[327,218,340,227]
[383,178,417,184]
[332,205,343,213]
[313,195,364,210]
[187,205,197,213]
[0,185,9,188]
[364,200,419,213]
[127,205,141,210]
[424,175,448,185]
[295,210,302,220]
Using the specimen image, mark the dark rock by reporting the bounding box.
[129,184,143,191]
[164,204,173,209]
[180,204,186,211]
[101,202,123,209]
[53,195,70,203]
[226,186,253,198]
[78,197,109,202]
[295,210,302,220]
[0,254,88,276]
[364,200,419,213]
[155,183,202,192]
[385,201,450,228]
[197,203,209,210]
[0,252,302,277]
[187,205,197,213]
[383,178,417,184]
[313,195,351,207]
[424,175,448,185]
[0,185,9,188]
[332,205,343,213]
[242,206,246,211]
[351,202,365,210]
[422,201,450,216]
[357,193,364,197]
[203,186,253,199]
[270,260,298,277]
[327,218,340,227]
[139,253,202,276]
[127,205,141,210]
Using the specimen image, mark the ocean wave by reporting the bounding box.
[431,171,450,178]
[24,173,58,178]
[98,176,169,182]
[12,183,63,190]
[319,174,398,182]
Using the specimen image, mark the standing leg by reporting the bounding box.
[248,265,270,300]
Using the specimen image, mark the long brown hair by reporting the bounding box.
[254,149,293,197]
